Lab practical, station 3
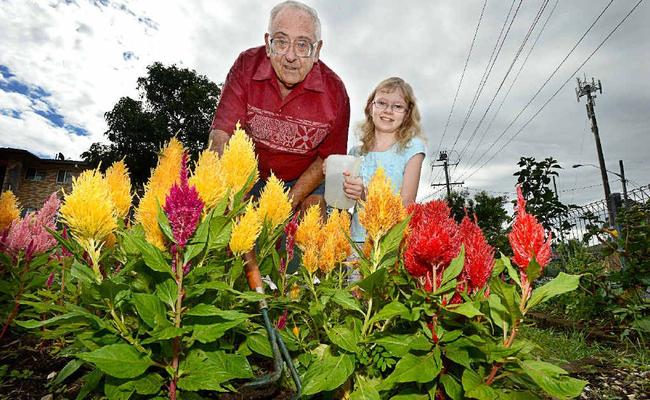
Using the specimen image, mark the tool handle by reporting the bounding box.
[244,252,263,292]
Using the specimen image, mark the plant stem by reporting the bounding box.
[361,297,374,337]
[0,258,29,341]
[170,252,184,400]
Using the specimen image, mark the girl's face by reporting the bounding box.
[371,88,408,135]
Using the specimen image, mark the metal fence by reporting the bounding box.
[552,184,650,245]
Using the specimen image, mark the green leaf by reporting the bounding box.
[444,342,472,369]
[461,368,482,392]
[105,373,165,399]
[373,334,412,357]
[208,215,232,251]
[192,319,247,343]
[132,293,169,329]
[157,203,175,244]
[302,350,355,396]
[246,332,273,358]
[379,217,410,256]
[441,374,463,400]
[327,325,360,354]
[183,212,211,265]
[349,376,380,400]
[527,273,581,310]
[327,288,364,315]
[525,259,542,283]
[385,348,442,384]
[465,384,502,400]
[503,256,521,287]
[490,277,522,324]
[370,301,409,323]
[356,267,387,293]
[52,359,84,387]
[76,369,103,400]
[178,349,254,392]
[491,256,506,277]
[154,279,177,308]
[132,237,173,276]
[390,393,430,400]
[71,260,96,285]
[488,293,509,333]
[446,302,484,318]
[143,326,188,343]
[521,360,586,399]
[442,246,465,286]
[78,344,153,379]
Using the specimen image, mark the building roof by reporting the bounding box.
[0,147,87,166]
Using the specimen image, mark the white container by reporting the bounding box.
[325,155,361,210]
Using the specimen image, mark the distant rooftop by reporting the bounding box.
[0,147,87,166]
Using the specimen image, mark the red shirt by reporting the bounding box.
[211,46,350,181]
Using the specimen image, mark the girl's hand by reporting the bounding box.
[343,171,365,201]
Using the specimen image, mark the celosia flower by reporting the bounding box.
[46,272,55,288]
[302,245,319,274]
[358,168,407,243]
[0,191,20,233]
[257,174,292,230]
[459,215,494,293]
[163,154,204,249]
[285,213,299,261]
[220,122,258,196]
[104,160,132,220]
[319,209,351,272]
[0,193,60,260]
[229,202,262,255]
[404,200,461,292]
[276,309,288,330]
[189,149,226,212]
[319,237,337,273]
[60,170,116,250]
[295,205,322,251]
[289,283,300,300]
[136,138,184,249]
[508,186,552,273]
[292,326,300,337]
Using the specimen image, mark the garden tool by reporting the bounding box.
[241,257,302,399]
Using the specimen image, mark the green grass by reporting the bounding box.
[519,324,650,369]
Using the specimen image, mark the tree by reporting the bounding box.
[513,156,574,233]
[82,62,221,187]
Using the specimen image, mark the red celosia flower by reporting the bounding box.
[163,154,204,250]
[459,215,494,293]
[46,272,55,288]
[276,309,288,330]
[404,200,461,291]
[284,213,299,262]
[508,186,552,273]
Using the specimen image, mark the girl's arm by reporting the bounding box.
[401,153,425,206]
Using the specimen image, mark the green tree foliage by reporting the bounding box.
[82,62,221,187]
[513,156,574,233]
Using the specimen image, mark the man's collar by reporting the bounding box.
[253,56,325,93]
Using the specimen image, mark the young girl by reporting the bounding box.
[336,77,426,243]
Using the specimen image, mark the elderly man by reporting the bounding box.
[209,0,350,212]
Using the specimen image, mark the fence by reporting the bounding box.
[553,184,650,245]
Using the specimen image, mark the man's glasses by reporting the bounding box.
[269,37,318,58]
[372,100,408,114]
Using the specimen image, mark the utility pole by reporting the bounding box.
[576,77,615,227]
[619,160,628,204]
[431,151,464,202]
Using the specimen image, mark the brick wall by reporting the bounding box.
[14,164,84,211]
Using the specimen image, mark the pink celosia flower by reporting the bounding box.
[404,200,461,292]
[459,215,494,293]
[0,193,60,261]
[508,186,552,274]
[284,213,299,262]
[163,154,204,250]
[46,271,55,288]
[276,309,288,330]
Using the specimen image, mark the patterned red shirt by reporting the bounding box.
[211,46,350,181]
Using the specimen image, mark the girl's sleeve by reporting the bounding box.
[406,137,426,160]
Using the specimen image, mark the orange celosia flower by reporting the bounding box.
[302,245,319,274]
[358,167,407,243]
[0,190,21,232]
[295,204,322,250]
[105,160,132,220]
[135,138,184,249]
[189,149,226,212]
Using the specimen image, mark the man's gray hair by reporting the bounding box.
[268,1,321,41]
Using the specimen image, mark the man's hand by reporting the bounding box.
[208,129,231,156]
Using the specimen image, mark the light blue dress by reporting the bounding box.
[349,137,426,242]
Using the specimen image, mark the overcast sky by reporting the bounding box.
[1,0,648,206]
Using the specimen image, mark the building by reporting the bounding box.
[0,148,89,212]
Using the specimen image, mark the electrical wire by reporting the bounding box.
[462,0,645,182]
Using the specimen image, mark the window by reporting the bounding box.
[57,170,73,184]
[25,168,46,181]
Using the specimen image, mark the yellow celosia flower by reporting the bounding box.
[289,283,301,300]
[60,169,117,244]
[295,204,322,250]
[189,149,226,212]
[135,138,184,249]
[302,245,319,274]
[105,160,132,220]
[0,190,20,232]
[229,202,262,255]
[325,209,352,263]
[319,237,337,273]
[257,173,292,229]
[358,167,406,243]
[220,122,258,196]
[292,326,300,338]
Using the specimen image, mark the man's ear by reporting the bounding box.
[314,40,323,61]
[264,33,271,56]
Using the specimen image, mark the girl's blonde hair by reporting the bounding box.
[357,77,423,155]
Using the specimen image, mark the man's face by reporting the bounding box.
[265,8,322,91]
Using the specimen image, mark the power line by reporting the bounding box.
[464,0,559,169]
[435,0,488,162]
[459,0,616,179]
[448,0,521,155]
[455,0,551,171]
[462,0,645,182]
